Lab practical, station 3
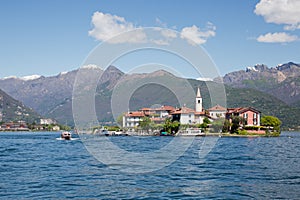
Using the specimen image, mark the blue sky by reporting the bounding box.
[0,0,300,78]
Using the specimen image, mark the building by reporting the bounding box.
[52,125,60,131]
[0,121,29,131]
[226,107,261,126]
[40,118,57,125]
[122,86,262,128]
[122,106,175,128]
[208,104,227,119]
[123,111,145,128]
[171,106,196,124]
[171,87,211,125]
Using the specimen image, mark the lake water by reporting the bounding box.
[0,131,299,199]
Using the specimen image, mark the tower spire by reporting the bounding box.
[196,87,201,98]
[195,87,202,112]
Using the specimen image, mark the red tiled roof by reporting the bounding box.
[125,111,145,117]
[154,105,175,111]
[140,105,175,112]
[140,108,151,111]
[227,107,260,114]
[208,104,227,111]
[171,106,195,114]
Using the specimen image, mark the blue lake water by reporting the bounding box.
[0,131,300,199]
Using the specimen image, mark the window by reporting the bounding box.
[254,119,257,125]
[198,100,200,103]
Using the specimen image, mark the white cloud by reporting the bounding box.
[180,23,216,45]
[257,32,299,43]
[255,0,300,30]
[151,39,170,46]
[88,11,216,45]
[88,11,146,43]
[161,29,177,39]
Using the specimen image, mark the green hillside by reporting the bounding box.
[0,89,41,123]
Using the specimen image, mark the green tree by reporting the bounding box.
[139,117,151,131]
[203,117,210,124]
[211,118,225,133]
[222,119,231,133]
[231,116,244,133]
[261,115,281,132]
[163,118,180,135]
[116,113,124,127]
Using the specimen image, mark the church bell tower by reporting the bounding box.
[195,87,202,112]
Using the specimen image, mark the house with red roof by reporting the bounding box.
[122,105,176,128]
[170,87,211,124]
[208,104,227,119]
[122,86,261,129]
[226,107,261,126]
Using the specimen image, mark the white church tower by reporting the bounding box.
[195,87,202,112]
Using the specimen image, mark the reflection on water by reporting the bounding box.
[0,131,299,199]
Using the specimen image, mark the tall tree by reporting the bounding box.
[261,115,281,132]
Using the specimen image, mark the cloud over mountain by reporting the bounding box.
[88,11,216,45]
[180,23,216,45]
[88,11,146,43]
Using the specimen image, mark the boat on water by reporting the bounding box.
[160,131,173,136]
[106,131,128,136]
[176,128,205,137]
[60,131,72,140]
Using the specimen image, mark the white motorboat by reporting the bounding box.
[176,128,205,136]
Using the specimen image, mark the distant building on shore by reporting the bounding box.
[122,86,261,128]
[0,121,29,131]
[123,106,176,128]
[226,107,261,126]
[40,118,57,125]
[171,87,211,124]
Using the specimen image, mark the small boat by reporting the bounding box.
[61,131,72,140]
[176,128,205,137]
[160,131,173,136]
[105,130,128,136]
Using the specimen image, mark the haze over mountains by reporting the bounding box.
[0,62,300,129]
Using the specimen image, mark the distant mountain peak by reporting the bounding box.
[20,75,42,81]
[104,65,124,74]
[246,64,269,72]
[1,74,42,81]
[276,62,300,71]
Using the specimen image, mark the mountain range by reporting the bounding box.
[0,88,41,123]
[219,62,300,105]
[0,62,300,129]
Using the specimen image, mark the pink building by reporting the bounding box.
[226,107,261,126]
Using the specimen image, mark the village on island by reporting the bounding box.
[0,86,281,137]
[115,87,281,137]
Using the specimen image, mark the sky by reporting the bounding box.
[0,0,300,78]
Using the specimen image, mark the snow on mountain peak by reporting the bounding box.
[196,77,213,81]
[2,76,18,80]
[80,64,102,70]
[20,75,42,81]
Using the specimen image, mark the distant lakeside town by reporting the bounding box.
[94,87,281,137]
[0,118,71,132]
[0,86,281,136]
